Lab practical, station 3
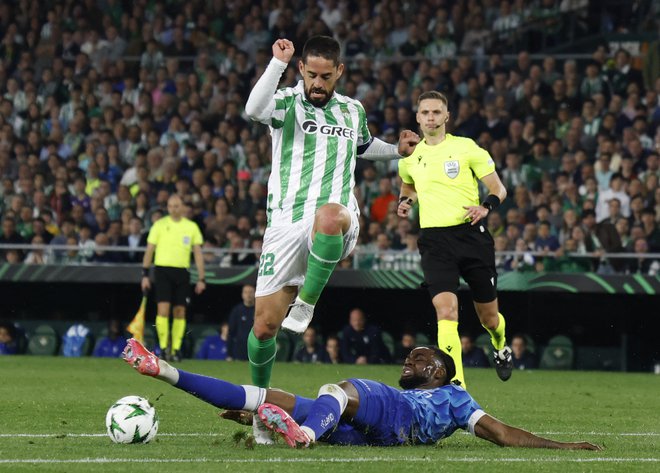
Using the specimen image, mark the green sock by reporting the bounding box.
[437,320,465,387]
[482,313,507,351]
[171,317,186,352]
[155,315,169,350]
[299,232,343,305]
[248,329,277,388]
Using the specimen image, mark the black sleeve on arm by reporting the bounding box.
[356,137,374,155]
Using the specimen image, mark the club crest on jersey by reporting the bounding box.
[444,160,459,179]
[301,120,355,139]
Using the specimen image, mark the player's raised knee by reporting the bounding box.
[315,204,350,234]
[252,318,279,339]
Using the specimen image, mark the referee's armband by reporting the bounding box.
[481,195,501,212]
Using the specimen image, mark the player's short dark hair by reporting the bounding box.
[302,36,341,66]
[432,347,456,385]
[418,90,449,107]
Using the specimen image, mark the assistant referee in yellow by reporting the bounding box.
[141,194,205,362]
[398,91,512,388]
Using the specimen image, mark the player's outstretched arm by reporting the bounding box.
[474,414,602,450]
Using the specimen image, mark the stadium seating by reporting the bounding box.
[142,326,158,353]
[60,324,94,357]
[474,333,496,367]
[292,333,324,356]
[380,331,395,359]
[539,335,575,370]
[415,333,431,345]
[27,325,59,356]
[193,327,221,358]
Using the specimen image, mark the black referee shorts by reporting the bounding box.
[418,223,498,303]
[154,266,191,306]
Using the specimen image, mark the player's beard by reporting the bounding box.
[398,375,427,390]
[305,86,332,107]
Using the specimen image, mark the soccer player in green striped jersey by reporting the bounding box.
[244,36,419,443]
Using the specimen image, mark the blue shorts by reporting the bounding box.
[323,378,414,446]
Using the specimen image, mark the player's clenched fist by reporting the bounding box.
[272,39,295,63]
[398,129,420,157]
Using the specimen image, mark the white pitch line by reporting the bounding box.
[0,457,659,464]
[0,433,220,438]
[1,431,659,438]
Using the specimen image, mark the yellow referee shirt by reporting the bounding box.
[398,134,495,228]
[147,216,203,268]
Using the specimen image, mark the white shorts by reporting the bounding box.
[255,209,360,297]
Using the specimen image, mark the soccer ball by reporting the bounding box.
[105,395,159,444]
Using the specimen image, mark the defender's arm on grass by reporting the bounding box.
[474,414,602,450]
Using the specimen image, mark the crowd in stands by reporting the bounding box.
[0,0,659,275]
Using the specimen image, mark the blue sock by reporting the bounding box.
[301,395,342,440]
[291,395,314,424]
[175,370,245,410]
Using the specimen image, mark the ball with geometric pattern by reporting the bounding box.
[105,395,159,444]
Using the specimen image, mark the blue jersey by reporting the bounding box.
[324,379,483,446]
[401,384,482,444]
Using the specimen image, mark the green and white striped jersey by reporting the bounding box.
[255,80,372,227]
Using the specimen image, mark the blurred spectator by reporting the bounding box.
[93,319,126,358]
[461,333,489,368]
[321,335,342,364]
[0,320,17,355]
[641,209,660,252]
[226,284,255,361]
[340,308,391,365]
[370,177,397,224]
[118,216,147,263]
[0,217,25,261]
[293,327,325,363]
[196,322,229,360]
[511,334,537,369]
[624,237,660,276]
[595,173,630,222]
[393,332,417,364]
[24,235,50,264]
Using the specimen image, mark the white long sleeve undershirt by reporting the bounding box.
[245,57,288,122]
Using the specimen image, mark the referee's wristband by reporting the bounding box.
[481,194,501,212]
[198,278,205,283]
[398,196,414,205]
[142,268,149,277]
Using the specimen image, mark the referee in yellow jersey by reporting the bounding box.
[398,91,512,387]
[141,194,205,362]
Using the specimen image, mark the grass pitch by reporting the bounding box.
[1,356,658,472]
